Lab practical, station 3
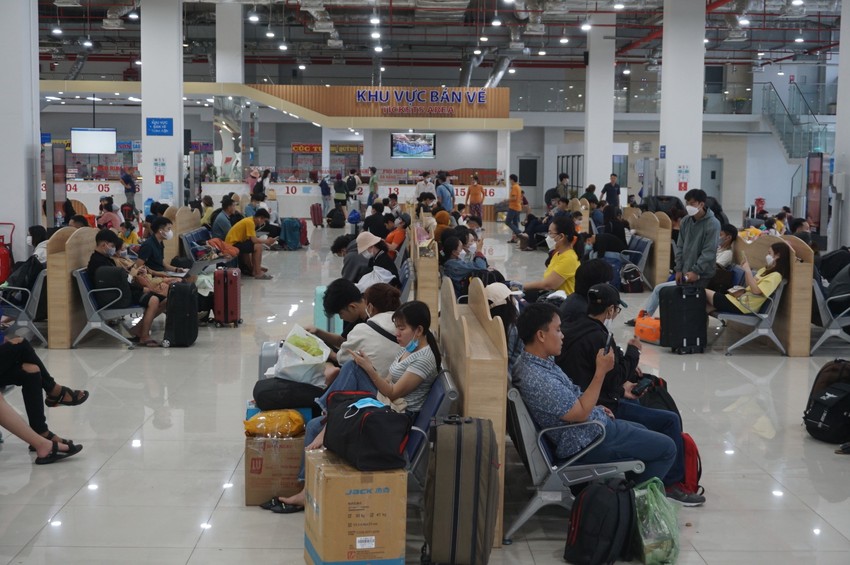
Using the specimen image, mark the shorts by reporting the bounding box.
[235,241,255,255]
[139,291,166,308]
[712,291,745,314]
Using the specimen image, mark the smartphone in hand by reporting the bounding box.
[632,376,654,396]
[603,331,614,355]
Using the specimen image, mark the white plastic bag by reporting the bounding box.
[273,324,330,387]
[356,266,395,292]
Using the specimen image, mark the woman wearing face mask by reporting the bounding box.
[118,221,140,247]
[26,225,49,264]
[705,242,791,316]
[96,197,123,230]
[439,236,490,296]
[519,216,583,300]
[602,205,627,246]
[355,231,400,288]
[270,301,441,514]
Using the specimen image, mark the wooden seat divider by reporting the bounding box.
[439,276,509,548]
[411,237,440,329]
[633,211,672,287]
[730,235,813,357]
[622,206,641,226]
[166,206,201,263]
[46,227,98,349]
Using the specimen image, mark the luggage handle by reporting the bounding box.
[442,414,473,425]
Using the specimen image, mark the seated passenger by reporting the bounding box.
[135,217,188,277]
[96,196,123,230]
[385,213,411,260]
[211,197,236,240]
[518,216,583,301]
[356,231,400,289]
[0,393,83,464]
[200,196,215,226]
[331,234,370,283]
[433,210,452,245]
[559,259,614,325]
[268,301,441,513]
[705,242,790,315]
[512,302,676,483]
[0,336,87,457]
[225,208,273,280]
[68,214,89,229]
[486,282,523,375]
[440,236,491,296]
[118,221,140,247]
[558,283,705,505]
[27,225,49,264]
[307,278,378,352]
[362,202,389,239]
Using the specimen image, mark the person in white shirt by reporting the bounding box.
[415,171,434,197]
[716,224,737,269]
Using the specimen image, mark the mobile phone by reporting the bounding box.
[603,332,614,355]
[632,376,654,396]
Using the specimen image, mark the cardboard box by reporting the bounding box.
[304,450,407,565]
[244,436,304,506]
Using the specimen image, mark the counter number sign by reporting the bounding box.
[146,117,174,137]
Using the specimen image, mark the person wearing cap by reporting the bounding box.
[557,283,706,506]
[225,208,273,280]
[356,231,400,288]
[386,212,411,261]
[486,282,524,375]
[211,197,237,240]
[559,259,615,325]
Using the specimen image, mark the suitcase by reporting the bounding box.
[310,203,323,227]
[659,284,707,354]
[280,218,302,250]
[299,218,309,246]
[314,285,343,334]
[213,267,241,327]
[162,282,199,348]
[258,340,281,380]
[422,416,499,565]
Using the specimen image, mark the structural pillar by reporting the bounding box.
[497,130,511,191]
[835,0,850,247]
[216,3,244,84]
[583,12,616,191]
[658,0,705,197]
[140,0,184,207]
[0,1,39,259]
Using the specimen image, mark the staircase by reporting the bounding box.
[761,82,834,159]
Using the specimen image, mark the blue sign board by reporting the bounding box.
[40,133,51,144]
[146,117,174,137]
[830,157,835,174]
[659,145,666,159]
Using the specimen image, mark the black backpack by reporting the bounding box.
[252,379,324,418]
[346,174,358,196]
[620,263,643,293]
[327,208,345,228]
[563,478,635,565]
[93,266,132,309]
[804,359,850,443]
[638,376,682,425]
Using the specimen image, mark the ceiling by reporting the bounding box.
[36,0,843,80]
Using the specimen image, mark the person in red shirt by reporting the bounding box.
[386,213,411,260]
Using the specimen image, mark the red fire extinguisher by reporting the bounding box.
[0,223,16,284]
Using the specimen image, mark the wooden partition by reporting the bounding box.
[568,198,582,212]
[633,211,672,287]
[47,227,97,349]
[167,206,202,262]
[731,235,813,357]
[439,277,508,547]
[482,204,495,223]
[622,206,641,226]
[411,238,439,325]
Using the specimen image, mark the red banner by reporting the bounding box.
[291,143,322,154]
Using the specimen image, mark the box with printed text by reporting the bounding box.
[243,436,304,506]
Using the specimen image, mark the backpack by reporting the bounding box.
[680,432,704,495]
[637,376,682,424]
[346,174,358,196]
[327,208,345,228]
[120,203,135,222]
[620,263,643,293]
[281,218,302,251]
[803,359,850,443]
[334,179,347,197]
[563,478,635,565]
[348,210,361,224]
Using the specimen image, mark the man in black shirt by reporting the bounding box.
[136,217,186,276]
[600,174,621,207]
[362,202,389,239]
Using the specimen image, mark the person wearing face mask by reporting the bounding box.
[135,217,187,278]
[440,236,492,296]
[789,218,812,245]
[519,216,584,301]
[96,196,123,230]
[704,224,739,295]
[225,208,274,280]
[269,301,440,514]
[674,189,720,287]
[557,284,705,506]
[118,221,140,247]
[385,213,411,261]
[705,242,790,316]
[356,231,400,288]
[27,225,49,264]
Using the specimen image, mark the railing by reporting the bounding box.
[761,82,832,158]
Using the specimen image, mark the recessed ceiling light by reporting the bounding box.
[114,92,120,95]
[58,91,63,94]
[85,96,102,101]
[371,31,381,39]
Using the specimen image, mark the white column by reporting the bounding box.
[542,126,564,207]
[836,0,850,246]
[216,3,244,84]
[321,128,333,173]
[583,12,616,191]
[0,1,39,259]
[140,0,184,207]
[497,130,511,190]
[659,0,705,196]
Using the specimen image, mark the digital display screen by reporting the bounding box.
[391,132,436,159]
[71,128,117,154]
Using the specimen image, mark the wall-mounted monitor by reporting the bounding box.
[391,132,436,159]
[71,128,117,154]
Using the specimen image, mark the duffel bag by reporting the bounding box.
[252,378,324,418]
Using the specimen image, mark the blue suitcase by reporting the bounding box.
[314,285,343,334]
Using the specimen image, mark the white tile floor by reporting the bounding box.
[1,221,849,564]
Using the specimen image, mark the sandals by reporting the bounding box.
[34,441,83,465]
[28,430,72,452]
[45,386,90,408]
[259,498,304,514]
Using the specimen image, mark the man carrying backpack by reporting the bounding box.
[333,173,348,212]
[346,168,362,209]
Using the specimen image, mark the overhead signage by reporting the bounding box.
[190,141,214,152]
[116,140,133,152]
[41,133,51,144]
[146,117,174,137]
[330,144,363,154]
[291,143,322,153]
[356,87,488,116]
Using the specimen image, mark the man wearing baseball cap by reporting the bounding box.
[558,283,706,506]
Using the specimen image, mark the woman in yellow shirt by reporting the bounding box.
[705,242,790,315]
[521,216,582,300]
[118,222,140,246]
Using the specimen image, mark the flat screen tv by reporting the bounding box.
[71,128,117,154]
[391,132,436,159]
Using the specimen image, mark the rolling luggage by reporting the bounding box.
[258,341,280,380]
[659,284,706,354]
[310,203,323,227]
[280,218,302,250]
[313,285,343,334]
[422,416,499,565]
[299,218,309,246]
[213,267,241,327]
[162,282,199,347]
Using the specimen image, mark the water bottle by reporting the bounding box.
[55,211,63,227]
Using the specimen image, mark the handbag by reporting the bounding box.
[323,391,411,471]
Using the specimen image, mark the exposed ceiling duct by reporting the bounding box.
[458,48,492,87]
[102,3,138,30]
[483,55,512,88]
[415,0,472,23]
[65,52,89,80]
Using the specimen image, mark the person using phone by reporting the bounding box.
[556,283,706,506]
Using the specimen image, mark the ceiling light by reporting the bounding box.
[581,20,592,32]
[795,35,804,43]
[114,92,120,95]
[738,16,750,26]
[480,36,489,42]
[777,69,785,76]
[298,63,306,70]
[82,37,93,48]
[85,96,102,101]
[128,10,139,21]
[51,23,62,36]
[312,122,321,127]
[559,36,569,44]
[265,26,275,38]
[623,67,631,75]
[370,13,380,25]
[538,49,546,56]
[248,5,260,23]
[504,0,515,3]
[473,47,482,55]
[128,96,141,102]
[613,2,625,9]
[380,66,385,72]
[374,45,383,52]
[371,31,381,39]
[278,42,288,51]
[492,13,502,27]
[704,38,709,43]
[757,50,765,56]
[134,59,142,65]
[508,68,516,74]
[58,91,63,94]
[792,0,804,5]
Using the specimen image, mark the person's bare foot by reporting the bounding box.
[279,490,306,507]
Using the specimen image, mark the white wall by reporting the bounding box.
[367,130,497,172]
[40,110,212,142]
[745,133,802,213]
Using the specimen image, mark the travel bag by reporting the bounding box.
[327,208,345,228]
[93,266,132,309]
[252,378,323,418]
[280,218,302,250]
[632,478,679,565]
[563,478,635,565]
[299,218,309,246]
[803,358,850,443]
[681,432,704,496]
[162,281,199,347]
[659,284,707,354]
[634,315,661,345]
[310,203,323,227]
[637,376,682,425]
[213,266,241,327]
[422,416,499,565]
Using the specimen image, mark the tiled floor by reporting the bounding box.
[1,221,849,564]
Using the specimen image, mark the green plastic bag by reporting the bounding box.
[633,477,679,564]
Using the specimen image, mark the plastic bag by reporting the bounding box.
[243,409,305,438]
[273,324,330,387]
[356,266,395,292]
[633,477,679,565]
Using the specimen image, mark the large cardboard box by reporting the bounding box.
[244,436,304,506]
[304,450,407,565]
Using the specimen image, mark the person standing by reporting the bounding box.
[506,174,523,243]
[600,174,621,208]
[436,173,455,212]
[119,166,138,209]
[416,171,434,198]
[675,188,720,287]
[465,174,485,219]
[319,174,333,216]
[367,166,379,207]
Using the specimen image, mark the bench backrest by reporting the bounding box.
[405,370,458,462]
[180,227,211,261]
[506,387,553,485]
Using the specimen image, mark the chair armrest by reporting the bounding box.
[87,287,131,313]
[0,285,32,311]
[406,426,429,471]
[825,292,850,319]
[620,249,643,261]
[537,420,606,469]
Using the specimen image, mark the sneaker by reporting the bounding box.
[666,485,705,507]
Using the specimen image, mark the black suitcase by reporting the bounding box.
[659,284,706,354]
[422,416,499,565]
[162,282,199,348]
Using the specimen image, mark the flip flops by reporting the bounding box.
[34,441,83,465]
[259,498,304,514]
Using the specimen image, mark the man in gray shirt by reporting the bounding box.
[211,197,236,240]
